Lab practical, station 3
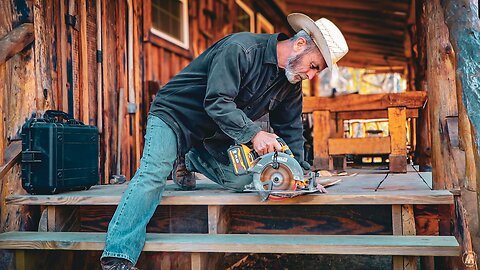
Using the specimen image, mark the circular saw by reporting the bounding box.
[247,151,316,201]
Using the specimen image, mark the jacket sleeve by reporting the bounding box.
[269,84,305,162]
[204,43,261,144]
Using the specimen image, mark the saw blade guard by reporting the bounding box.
[249,152,304,199]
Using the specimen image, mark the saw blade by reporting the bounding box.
[258,163,296,191]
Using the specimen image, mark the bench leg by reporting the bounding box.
[392,205,417,270]
[388,107,407,173]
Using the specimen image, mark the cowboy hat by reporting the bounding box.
[287,13,348,72]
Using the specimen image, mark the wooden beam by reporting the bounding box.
[285,1,409,13]
[303,92,427,113]
[0,232,460,256]
[328,137,391,155]
[79,0,89,124]
[0,141,21,180]
[337,109,418,120]
[393,205,417,270]
[0,23,34,65]
[389,107,408,173]
[313,111,331,169]
[6,184,455,206]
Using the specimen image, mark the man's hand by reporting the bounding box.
[251,131,282,156]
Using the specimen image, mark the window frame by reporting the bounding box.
[150,0,190,50]
[234,0,255,33]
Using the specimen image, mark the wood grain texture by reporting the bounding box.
[313,111,331,169]
[6,183,454,206]
[389,107,407,173]
[328,137,391,155]
[0,232,460,256]
[425,0,459,190]
[303,92,427,113]
[79,205,208,233]
[336,109,419,120]
[228,205,392,235]
[0,23,34,65]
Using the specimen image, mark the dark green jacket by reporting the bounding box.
[150,32,305,164]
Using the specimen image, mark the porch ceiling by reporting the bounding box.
[282,0,412,71]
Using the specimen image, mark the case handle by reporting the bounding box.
[44,110,82,125]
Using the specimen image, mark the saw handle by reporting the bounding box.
[276,138,293,157]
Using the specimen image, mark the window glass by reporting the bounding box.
[151,0,188,46]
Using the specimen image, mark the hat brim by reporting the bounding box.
[287,13,336,71]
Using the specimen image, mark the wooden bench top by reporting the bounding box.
[0,232,460,257]
[6,170,453,206]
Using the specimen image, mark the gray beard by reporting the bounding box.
[285,52,305,84]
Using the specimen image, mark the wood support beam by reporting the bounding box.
[389,107,407,173]
[0,23,34,65]
[303,92,427,113]
[313,111,331,170]
[328,137,391,155]
[392,205,417,270]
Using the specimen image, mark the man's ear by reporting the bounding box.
[293,37,307,53]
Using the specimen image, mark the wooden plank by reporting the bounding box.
[313,111,330,169]
[6,184,454,206]
[0,232,460,256]
[229,205,392,235]
[328,137,391,155]
[79,0,89,124]
[337,109,418,120]
[303,92,427,113]
[79,205,208,233]
[389,107,407,173]
[0,23,34,65]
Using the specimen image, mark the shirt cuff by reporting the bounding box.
[235,122,262,144]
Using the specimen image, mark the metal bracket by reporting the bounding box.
[65,14,78,30]
[22,150,42,163]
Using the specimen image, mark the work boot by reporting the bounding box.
[101,257,138,270]
[172,156,196,190]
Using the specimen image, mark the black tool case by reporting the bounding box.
[21,110,99,194]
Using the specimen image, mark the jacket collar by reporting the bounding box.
[264,33,288,65]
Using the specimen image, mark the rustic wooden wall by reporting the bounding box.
[0,0,41,267]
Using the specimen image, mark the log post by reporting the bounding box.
[424,0,459,190]
[441,0,480,266]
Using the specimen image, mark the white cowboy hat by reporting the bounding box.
[287,13,348,72]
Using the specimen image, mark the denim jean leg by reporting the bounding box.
[186,147,253,191]
[101,115,178,264]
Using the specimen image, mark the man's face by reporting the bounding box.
[285,46,326,84]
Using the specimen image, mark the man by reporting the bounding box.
[101,13,348,269]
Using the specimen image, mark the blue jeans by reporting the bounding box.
[102,114,253,264]
[102,115,178,263]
